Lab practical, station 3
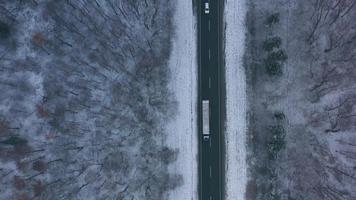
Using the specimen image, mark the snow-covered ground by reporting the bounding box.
[166,0,197,200]
[224,0,248,200]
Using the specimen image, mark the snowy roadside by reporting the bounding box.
[224,0,248,200]
[165,0,198,200]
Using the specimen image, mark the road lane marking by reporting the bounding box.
[208,49,211,60]
[209,166,212,178]
[209,77,211,88]
[208,20,210,32]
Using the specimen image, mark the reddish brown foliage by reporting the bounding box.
[41,5,50,21]
[307,111,324,128]
[32,160,47,173]
[15,193,30,200]
[16,160,29,171]
[45,132,57,140]
[110,21,126,38]
[14,145,31,157]
[0,119,11,137]
[36,104,49,118]
[13,176,26,190]
[136,51,155,71]
[32,32,46,46]
[245,180,257,200]
[32,180,45,197]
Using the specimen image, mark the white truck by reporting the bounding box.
[204,2,210,14]
[202,100,210,141]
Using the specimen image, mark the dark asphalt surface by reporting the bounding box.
[198,0,224,199]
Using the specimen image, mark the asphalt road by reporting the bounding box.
[198,0,224,199]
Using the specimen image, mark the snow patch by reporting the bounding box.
[165,0,198,200]
[224,0,248,200]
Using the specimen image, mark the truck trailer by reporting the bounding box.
[202,100,210,141]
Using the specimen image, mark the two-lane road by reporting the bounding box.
[198,0,224,199]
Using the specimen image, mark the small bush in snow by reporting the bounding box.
[265,60,282,76]
[265,13,280,26]
[263,37,282,51]
[267,50,288,61]
[264,50,287,76]
[0,136,27,146]
[273,112,285,121]
[0,21,10,39]
[267,124,286,160]
[267,112,286,160]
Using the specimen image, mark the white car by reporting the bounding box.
[204,2,209,14]
[203,135,209,141]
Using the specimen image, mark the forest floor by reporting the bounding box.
[224,0,248,199]
[245,0,356,199]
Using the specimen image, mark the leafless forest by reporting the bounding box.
[245,0,356,199]
[0,1,181,199]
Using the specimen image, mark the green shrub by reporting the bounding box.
[263,37,282,51]
[1,136,27,146]
[265,13,280,26]
[265,61,282,76]
[264,50,287,76]
[0,21,10,39]
[267,125,286,160]
[274,112,285,121]
[267,50,288,62]
[269,193,281,200]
